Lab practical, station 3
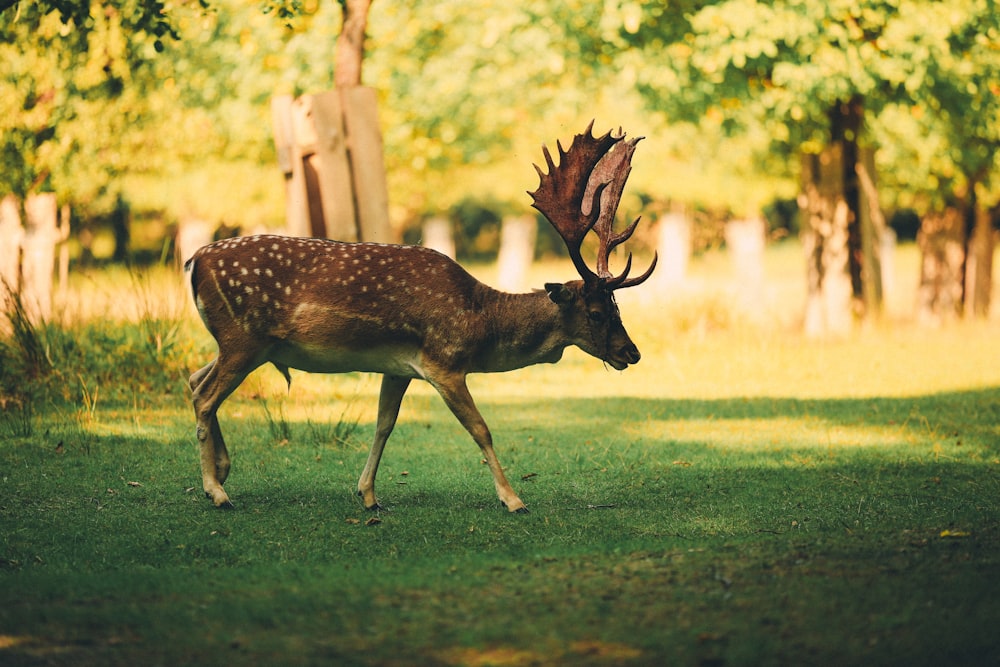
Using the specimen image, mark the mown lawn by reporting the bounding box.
[1,248,999,666]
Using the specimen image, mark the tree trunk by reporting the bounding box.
[916,207,965,325]
[856,150,885,317]
[829,97,866,315]
[725,217,765,315]
[964,203,995,318]
[334,0,371,88]
[800,149,853,337]
[21,193,59,324]
[655,207,691,290]
[496,215,536,292]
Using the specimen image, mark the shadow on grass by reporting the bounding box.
[1,387,999,666]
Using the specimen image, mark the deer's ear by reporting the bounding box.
[545,283,576,307]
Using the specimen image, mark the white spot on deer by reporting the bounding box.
[245,286,253,295]
[233,261,240,267]
[284,286,292,295]
[272,243,280,251]
[241,267,248,276]
[254,268,261,275]
[220,269,227,277]
[265,269,273,278]
[217,259,225,267]
[262,293,270,303]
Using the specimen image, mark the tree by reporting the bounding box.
[598,0,999,325]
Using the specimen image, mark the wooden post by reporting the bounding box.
[422,216,455,259]
[496,215,536,292]
[725,217,765,313]
[655,209,691,289]
[176,218,215,268]
[21,193,59,324]
[270,95,311,238]
[271,87,391,243]
[56,203,71,306]
[340,86,391,242]
[309,91,359,241]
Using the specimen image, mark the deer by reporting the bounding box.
[185,122,656,514]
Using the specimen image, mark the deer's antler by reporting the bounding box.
[528,121,657,291]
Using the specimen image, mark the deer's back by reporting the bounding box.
[187,235,490,375]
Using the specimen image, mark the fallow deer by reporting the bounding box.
[185,122,656,514]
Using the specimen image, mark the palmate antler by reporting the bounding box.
[528,121,657,290]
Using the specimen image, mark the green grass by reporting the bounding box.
[1,246,999,665]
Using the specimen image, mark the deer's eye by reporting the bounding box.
[588,310,605,324]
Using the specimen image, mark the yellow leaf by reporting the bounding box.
[939,530,971,538]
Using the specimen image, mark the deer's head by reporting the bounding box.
[529,122,657,370]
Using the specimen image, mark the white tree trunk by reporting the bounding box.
[22,193,59,324]
[496,215,536,292]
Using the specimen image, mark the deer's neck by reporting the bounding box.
[471,287,568,373]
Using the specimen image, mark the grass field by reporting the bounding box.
[1,241,999,666]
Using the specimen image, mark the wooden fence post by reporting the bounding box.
[340,86,391,242]
[655,209,691,290]
[422,216,455,259]
[270,95,311,238]
[725,217,765,313]
[496,215,536,292]
[310,90,359,241]
[271,87,391,243]
[21,193,59,324]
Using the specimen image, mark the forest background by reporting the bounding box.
[1,0,999,322]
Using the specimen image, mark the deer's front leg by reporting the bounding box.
[358,375,411,511]
[430,373,528,514]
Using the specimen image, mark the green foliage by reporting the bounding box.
[2,0,998,236]
[613,0,1000,207]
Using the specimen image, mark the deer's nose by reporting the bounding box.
[621,343,640,365]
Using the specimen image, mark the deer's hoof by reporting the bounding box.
[503,501,529,514]
[206,489,234,509]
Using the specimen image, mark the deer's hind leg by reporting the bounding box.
[190,351,261,507]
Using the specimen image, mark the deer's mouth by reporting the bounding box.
[605,343,642,371]
[606,345,640,371]
[607,358,629,371]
